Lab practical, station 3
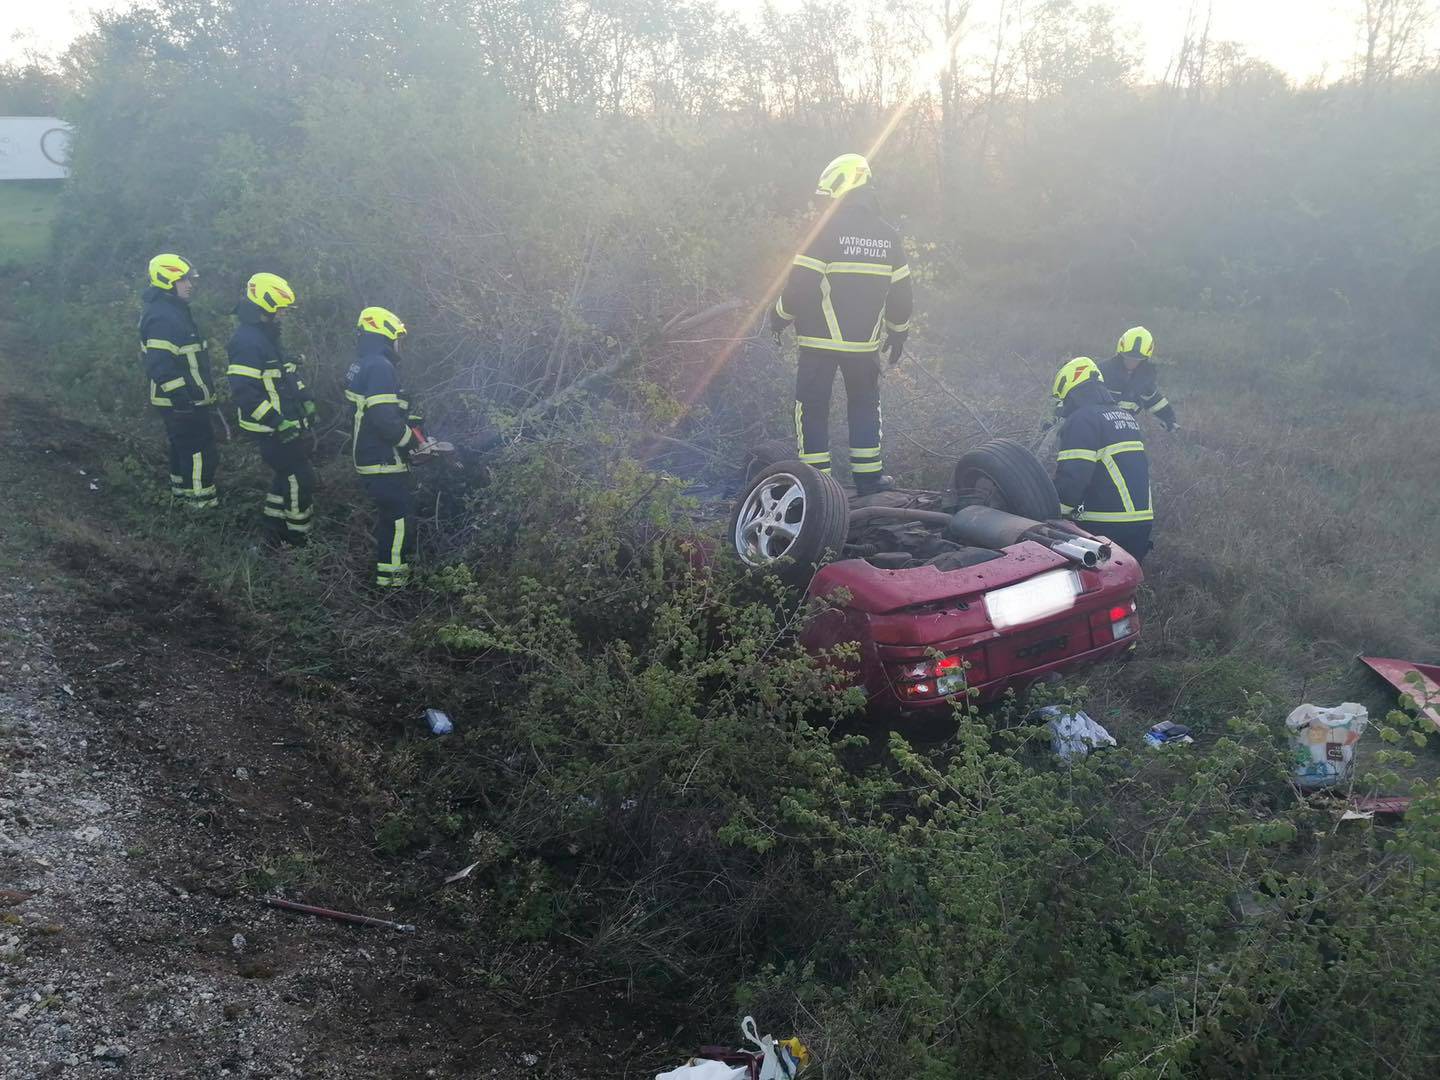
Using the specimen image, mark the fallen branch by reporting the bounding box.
[260,896,416,933]
[471,299,744,452]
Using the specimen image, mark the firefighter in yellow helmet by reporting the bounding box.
[770,153,913,494]
[1051,357,1154,563]
[225,273,317,544]
[1099,326,1177,431]
[139,254,220,509]
[344,307,424,588]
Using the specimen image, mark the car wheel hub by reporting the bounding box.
[734,472,807,566]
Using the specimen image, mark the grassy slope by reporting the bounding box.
[0,180,62,268]
[875,297,1440,782]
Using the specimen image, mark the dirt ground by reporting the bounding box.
[0,381,672,1077]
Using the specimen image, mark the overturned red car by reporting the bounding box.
[728,439,1143,715]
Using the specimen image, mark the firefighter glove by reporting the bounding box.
[277,418,302,443]
[884,331,906,366]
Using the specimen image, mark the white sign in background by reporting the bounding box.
[0,117,72,180]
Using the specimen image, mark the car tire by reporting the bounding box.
[951,438,1061,520]
[730,461,850,585]
[743,438,801,483]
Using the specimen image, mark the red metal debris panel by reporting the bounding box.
[1359,656,1440,733]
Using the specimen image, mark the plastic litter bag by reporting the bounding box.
[1036,706,1116,762]
[1286,702,1368,790]
[656,1062,748,1080]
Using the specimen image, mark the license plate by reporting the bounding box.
[984,569,1080,630]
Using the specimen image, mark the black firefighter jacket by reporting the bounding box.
[225,300,313,436]
[1099,355,1176,429]
[344,335,422,475]
[139,287,215,412]
[771,195,913,354]
[1054,379,1153,527]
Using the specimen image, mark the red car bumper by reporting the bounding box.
[799,534,1144,716]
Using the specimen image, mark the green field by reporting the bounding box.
[0,180,60,266]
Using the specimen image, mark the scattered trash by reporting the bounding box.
[261,896,415,933]
[657,1017,808,1080]
[1348,795,1411,819]
[60,684,74,697]
[657,1063,746,1080]
[424,708,453,735]
[1286,702,1368,791]
[443,860,481,885]
[88,482,100,491]
[234,767,251,781]
[1144,721,1194,748]
[231,933,246,952]
[1034,706,1115,762]
[1358,655,1440,733]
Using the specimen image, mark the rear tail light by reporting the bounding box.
[1091,597,1138,642]
[888,651,984,701]
[1110,598,1137,639]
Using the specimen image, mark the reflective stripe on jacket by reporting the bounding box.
[139,286,214,409]
[344,336,416,475]
[1054,380,1153,524]
[225,300,312,435]
[771,196,913,353]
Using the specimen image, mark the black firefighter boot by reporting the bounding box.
[854,472,897,496]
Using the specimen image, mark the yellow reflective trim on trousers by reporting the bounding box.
[792,255,826,273]
[390,517,406,570]
[145,339,181,354]
[288,474,301,518]
[794,401,806,455]
[1057,448,1099,463]
[1147,397,1170,413]
[191,452,204,496]
[795,335,880,353]
[250,400,274,420]
[1116,400,1141,411]
[356,462,409,475]
[851,460,883,473]
[159,377,187,392]
[850,446,880,458]
[891,264,911,282]
[799,452,830,465]
[365,393,402,406]
[884,319,911,333]
[774,296,791,320]
[239,419,276,433]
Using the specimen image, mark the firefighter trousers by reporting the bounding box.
[162,409,218,510]
[257,436,316,543]
[362,474,415,588]
[793,346,883,476]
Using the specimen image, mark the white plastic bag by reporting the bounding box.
[1037,706,1116,763]
[1285,702,1368,790]
[655,1061,747,1080]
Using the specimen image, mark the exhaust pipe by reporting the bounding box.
[1051,541,1098,568]
[1057,534,1112,563]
